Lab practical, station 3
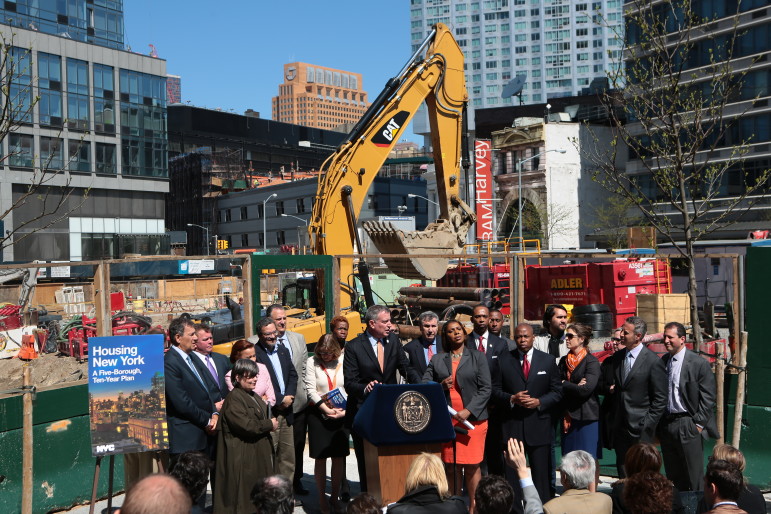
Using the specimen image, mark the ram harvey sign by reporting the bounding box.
[475,139,494,240]
[88,334,168,456]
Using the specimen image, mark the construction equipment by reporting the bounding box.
[309,23,474,310]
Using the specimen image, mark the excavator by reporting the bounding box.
[309,23,475,312]
[220,23,475,350]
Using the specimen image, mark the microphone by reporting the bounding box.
[454,425,469,435]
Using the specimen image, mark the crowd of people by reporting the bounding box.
[118,302,765,514]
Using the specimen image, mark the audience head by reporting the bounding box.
[251,475,294,514]
[624,443,662,477]
[229,339,255,363]
[704,459,743,506]
[119,474,191,514]
[622,471,672,514]
[488,309,505,336]
[565,323,592,350]
[474,475,514,514]
[168,451,210,505]
[513,323,535,354]
[404,453,449,498]
[471,304,489,335]
[192,323,214,354]
[314,334,342,363]
[711,443,747,473]
[347,493,381,514]
[560,450,595,490]
[266,304,288,336]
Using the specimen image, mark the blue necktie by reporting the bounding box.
[186,355,207,389]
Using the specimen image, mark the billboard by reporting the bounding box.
[88,335,168,456]
[475,139,494,240]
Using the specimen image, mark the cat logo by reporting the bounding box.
[371,111,410,147]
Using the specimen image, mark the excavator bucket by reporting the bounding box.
[363,220,465,280]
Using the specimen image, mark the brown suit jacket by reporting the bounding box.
[706,504,748,514]
[544,488,612,514]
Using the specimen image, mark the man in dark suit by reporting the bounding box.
[403,310,441,378]
[493,323,562,512]
[610,316,667,478]
[343,304,421,492]
[469,304,509,476]
[164,317,220,470]
[599,329,625,452]
[252,317,298,479]
[192,324,230,402]
[488,308,514,351]
[658,321,719,491]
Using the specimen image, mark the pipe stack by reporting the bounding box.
[396,286,509,313]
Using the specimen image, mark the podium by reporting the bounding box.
[353,383,455,505]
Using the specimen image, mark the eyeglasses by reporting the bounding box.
[565,333,578,340]
[316,351,333,356]
[261,331,278,340]
[611,337,622,342]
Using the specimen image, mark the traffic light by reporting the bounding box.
[216,239,229,250]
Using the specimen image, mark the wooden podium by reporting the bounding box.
[353,383,454,506]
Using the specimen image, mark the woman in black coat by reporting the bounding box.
[558,322,602,458]
[387,453,468,514]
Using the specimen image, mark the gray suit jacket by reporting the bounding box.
[523,483,544,514]
[661,348,720,439]
[612,345,667,441]
[422,348,492,421]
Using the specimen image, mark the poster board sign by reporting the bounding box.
[475,139,494,240]
[178,259,215,274]
[88,334,168,456]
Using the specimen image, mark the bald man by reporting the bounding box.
[492,323,562,513]
[118,474,191,514]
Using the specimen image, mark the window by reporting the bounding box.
[8,134,33,167]
[241,234,249,247]
[38,53,62,127]
[240,206,248,220]
[576,28,588,36]
[275,201,285,216]
[225,209,232,222]
[257,204,264,219]
[69,140,90,172]
[276,231,286,245]
[9,47,33,123]
[95,143,116,174]
[67,59,89,130]
[296,198,306,213]
[40,137,63,170]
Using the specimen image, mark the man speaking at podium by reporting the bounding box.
[344,305,422,492]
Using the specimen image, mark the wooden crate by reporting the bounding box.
[636,293,690,333]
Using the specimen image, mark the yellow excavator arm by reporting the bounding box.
[309,24,475,298]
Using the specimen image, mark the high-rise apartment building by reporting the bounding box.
[409,0,623,135]
[0,1,169,262]
[272,62,370,131]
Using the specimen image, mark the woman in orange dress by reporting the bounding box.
[422,320,491,514]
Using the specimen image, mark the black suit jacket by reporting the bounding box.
[558,352,601,421]
[253,342,298,425]
[404,337,440,378]
[343,331,421,411]
[599,351,623,450]
[422,348,492,421]
[611,345,667,441]
[469,331,509,371]
[661,349,719,439]
[493,347,562,447]
[164,347,219,454]
[192,351,231,402]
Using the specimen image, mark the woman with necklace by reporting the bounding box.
[423,319,491,514]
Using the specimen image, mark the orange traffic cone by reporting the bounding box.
[17,333,38,360]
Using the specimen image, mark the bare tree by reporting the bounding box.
[582,0,769,349]
[589,197,645,249]
[0,33,89,256]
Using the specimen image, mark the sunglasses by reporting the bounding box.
[565,333,578,340]
[611,337,621,342]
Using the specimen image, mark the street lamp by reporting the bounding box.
[186,223,209,256]
[280,213,308,226]
[263,193,278,253]
[516,149,566,250]
[407,193,439,206]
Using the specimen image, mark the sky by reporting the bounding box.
[124,1,417,138]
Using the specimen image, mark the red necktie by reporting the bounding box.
[427,344,433,362]
[522,354,530,379]
[478,336,485,353]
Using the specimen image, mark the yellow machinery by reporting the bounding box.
[309,23,475,310]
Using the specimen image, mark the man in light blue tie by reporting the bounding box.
[164,317,220,473]
[610,316,667,478]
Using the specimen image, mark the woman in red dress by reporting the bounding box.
[422,320,491,514]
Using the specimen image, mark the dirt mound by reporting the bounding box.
[0,353,88,393]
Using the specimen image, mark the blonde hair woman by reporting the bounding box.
[387,453,467,514]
